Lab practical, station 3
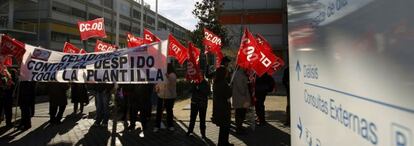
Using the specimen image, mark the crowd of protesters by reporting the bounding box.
[0,57,289,146]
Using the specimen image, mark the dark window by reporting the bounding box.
[132,27,140,34]
[132,10,141,19]
[104,0,113,9]
[145,15,155,25]
[72,8,86,19]
[104,17,112,26]
[89,13,101,20]
[51,31,68,42]
[120,23,131,31]
[52,2,71,14]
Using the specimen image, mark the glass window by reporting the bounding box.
[103,0,113,9]
[119,2,130,17]
[132,9,141,19]
[52,2,71,14]
[89,13,101,20]
[120,23,131,31]
[51,31,68,42]
[145,15,155,25]
[72,8,86,19]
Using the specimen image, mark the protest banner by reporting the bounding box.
[19,41,168,84]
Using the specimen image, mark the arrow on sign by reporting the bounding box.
[297,117,303,139]
[296,60,301,81]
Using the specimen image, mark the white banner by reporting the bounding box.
[19,41,168,84]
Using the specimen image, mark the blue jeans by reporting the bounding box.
[95,91,109,125]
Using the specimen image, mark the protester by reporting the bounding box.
[187,77,210,139]
[71,83,89,114]
[91,83,114,128]
[18,81,36,130]
[154,63,177,132]
[232,68,251,134]
[48,82,69,125]
[0,67,17,127]
[282,67,290,126]
[125,84,154,137]
[115,85,128,128]
[212,67,233,146]
[255,73,275,126]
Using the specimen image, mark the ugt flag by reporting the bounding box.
[167,34,188,65]
[78,18,107,40]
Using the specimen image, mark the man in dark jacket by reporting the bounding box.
[212,67,233,146]
[71,83,89,114]
[187,78,210,138]
[48,82,69,124]
[124,84,153,137]
[18,81,36,130]
[0,67,17,127]
[255,74,275,125]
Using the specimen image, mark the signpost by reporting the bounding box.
[289,0,414,146]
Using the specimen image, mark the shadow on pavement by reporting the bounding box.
[229,110,291,146]
[0,113,82,146]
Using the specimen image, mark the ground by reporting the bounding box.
[0,96,290,146]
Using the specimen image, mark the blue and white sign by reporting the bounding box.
[288,0,414,146]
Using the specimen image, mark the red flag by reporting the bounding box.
[186,42,203,83]
[127,32,144,48]
[0,35,26,64]
[94,40,117,52]
[143,29,161,44]
[255,34,285,75]
[256,34,272,52]
[167,34,188,65]
[63,42,81,53]
[203,28,222,54]
[79,49,87,54]
[3,56,12,67]
[78,18,107,40]
[188,42,200,65]
[267,56,285,75]
[252,47,277,77]
[236,28,260,69]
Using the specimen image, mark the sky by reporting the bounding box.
[145,0,201,31]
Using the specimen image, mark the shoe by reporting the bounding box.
[139,131,145,138]
[186,131,193,136]
[101,123,108,127]
[168,127,175,131]
[153,127,159,132]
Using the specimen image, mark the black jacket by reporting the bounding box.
[48,82,69,106]
[190,79,210,105]
[212,80,232,126]
[18,81,36,106]
[71,83,89,103]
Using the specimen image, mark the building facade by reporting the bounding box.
[0,0,189,52]
[218,0,287,87]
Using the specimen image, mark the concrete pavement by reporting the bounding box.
[0,96,290,146]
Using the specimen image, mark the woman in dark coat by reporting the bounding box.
[71,83,89,114]
[212,67,233,146]
[48,82,69,124]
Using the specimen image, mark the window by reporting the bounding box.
[51,31,68,42]
[119,2,130,17]
[120,23,131,31]
[132,27,140,34]
[72,8,86,19]
[104,17,112,26]
[104,0,113,9]
[145,15,155,25]
[89,13,101,20]
[132,10,141,19]
[52,2,71,14]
